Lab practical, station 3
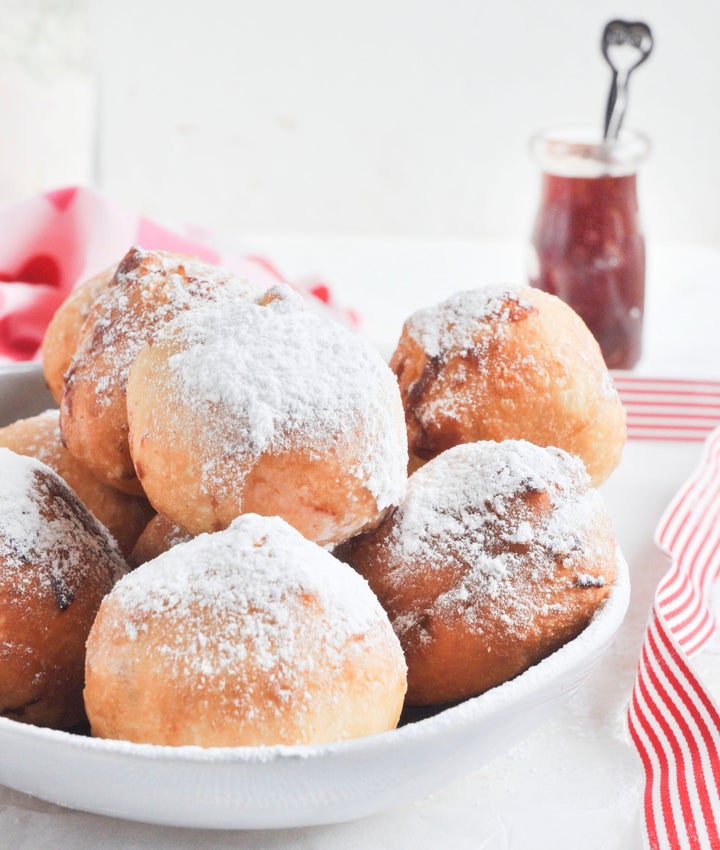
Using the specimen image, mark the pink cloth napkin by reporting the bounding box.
[0,186,354,363]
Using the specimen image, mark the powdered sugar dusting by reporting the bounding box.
[162,297,407,508]
[405,285,535,358]
[576,573,607,588]
[600,368,620,401]
[384,440,611,640]
[0,448,126,606]
[105,514,398,679]
[67,247,268,406]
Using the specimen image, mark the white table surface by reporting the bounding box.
[2,236,719,849]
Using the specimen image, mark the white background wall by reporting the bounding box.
[2,0,719,247]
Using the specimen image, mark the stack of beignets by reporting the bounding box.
[2,246,412,744]
[0,250,626,746]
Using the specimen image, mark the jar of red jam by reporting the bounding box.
[529,127,650,370]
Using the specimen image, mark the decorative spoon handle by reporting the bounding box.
[602,19,653,141]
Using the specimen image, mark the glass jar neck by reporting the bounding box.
[531,126,649,178]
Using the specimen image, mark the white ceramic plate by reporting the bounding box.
[0,362,630,830]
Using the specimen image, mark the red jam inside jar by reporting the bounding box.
[529,128,649,370]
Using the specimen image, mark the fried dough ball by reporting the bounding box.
[60,247,267,495]
[84,514,407,747]
[391,285,626,485]
[129,514,192,568]
[0,448,127,729]
[337,440,618,706]
[41,264,116,404]
[0,410,154,557]
[126,292,408,547]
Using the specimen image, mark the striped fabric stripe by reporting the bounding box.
[613,375,720,442]
[629,425,720,849]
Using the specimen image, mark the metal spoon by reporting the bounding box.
[602,19,653,141]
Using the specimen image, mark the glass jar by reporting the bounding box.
[0,0,96,205]
[528,126,650,370]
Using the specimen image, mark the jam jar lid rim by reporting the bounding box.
[530,125,650,174]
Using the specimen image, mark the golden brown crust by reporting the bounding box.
[337,440,618,706]
[0,450,127,729]
[390,286,626,485]
[86,596,406,746]
[125,296,407,547]
[129,514,192,568]
[0,411,154,557]
[41,265,116,404]
[85,515,407,746]
[128,346,389,544]
[59,247,265,495]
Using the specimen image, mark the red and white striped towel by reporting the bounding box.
[614,375,720,443]
[628,422,720,849]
